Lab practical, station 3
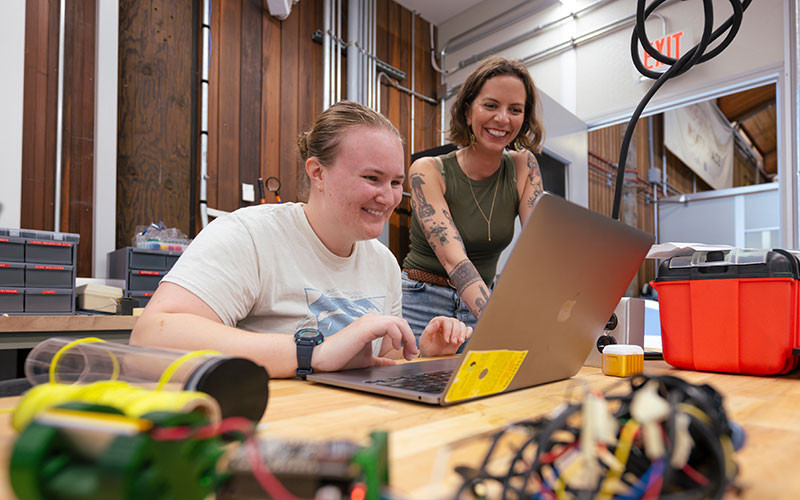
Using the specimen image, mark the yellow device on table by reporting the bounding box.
[602,344,644,377]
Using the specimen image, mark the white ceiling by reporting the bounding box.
[393,0,486,26]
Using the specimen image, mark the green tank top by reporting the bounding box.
[403,150,519,285]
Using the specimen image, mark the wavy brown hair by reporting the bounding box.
[447,57,544,153]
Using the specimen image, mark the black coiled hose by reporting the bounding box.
[611,0,752,220]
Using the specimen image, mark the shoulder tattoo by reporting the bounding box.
[526,152,544,208]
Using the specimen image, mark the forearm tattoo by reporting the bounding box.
[410,173,435,218]
[442,209,465,249]
[449,259,483,297]
[526,152,545,208]
[474,285,490,314]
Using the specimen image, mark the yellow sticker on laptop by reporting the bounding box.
[444,349,528,403]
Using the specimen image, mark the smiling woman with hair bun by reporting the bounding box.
[131,101,472,378]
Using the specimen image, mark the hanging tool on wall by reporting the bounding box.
[258,177,267,204]
[265,176,282,203]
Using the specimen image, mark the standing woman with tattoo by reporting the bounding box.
[401,57,545,345]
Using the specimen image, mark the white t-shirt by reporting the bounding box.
[163,203,402,343]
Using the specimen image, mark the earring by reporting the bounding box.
[469,132,476,145]
[514,140,523,151]
[317,185,323,192]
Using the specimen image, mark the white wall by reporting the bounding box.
[0,1,26,229]
[93,1,119,278]
[438,0,797,246]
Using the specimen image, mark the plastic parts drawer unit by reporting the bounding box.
[108,247,182,308]
[0,228,79,314]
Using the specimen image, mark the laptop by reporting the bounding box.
[307,193,654,405]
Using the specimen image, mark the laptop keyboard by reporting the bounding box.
[365,369,453,394]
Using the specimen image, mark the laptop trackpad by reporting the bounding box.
[307,357,460,384]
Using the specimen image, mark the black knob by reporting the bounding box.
[597,334,617,353]
[605,313,618,331]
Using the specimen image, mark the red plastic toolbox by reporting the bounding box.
[652,248,800,375]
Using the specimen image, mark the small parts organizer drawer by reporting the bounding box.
[128,270,167,291]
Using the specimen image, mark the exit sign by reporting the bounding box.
[643,31,685,70]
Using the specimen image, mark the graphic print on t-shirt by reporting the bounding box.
[298,288,386,337]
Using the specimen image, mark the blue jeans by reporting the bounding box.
[401,271,478,350]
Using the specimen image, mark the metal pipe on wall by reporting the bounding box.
[323,0,331,109]
[410,11,415,155]
[200,0,211,227]
[54,0,66,230]
[335,0,342,103]
[347,0,360,102]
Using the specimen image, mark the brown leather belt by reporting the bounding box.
[403,268,455,289]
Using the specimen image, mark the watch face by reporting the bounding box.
[295,328,323,344]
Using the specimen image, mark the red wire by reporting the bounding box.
[245,436,312,500]
[682,463,710,486]
[539,441,578,465]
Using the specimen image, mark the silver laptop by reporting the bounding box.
[307,193,654,405]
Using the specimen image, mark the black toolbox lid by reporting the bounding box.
[655,248,800,282]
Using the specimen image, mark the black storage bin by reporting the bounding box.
[25,264,74,289]
[0,288,24,313]
[0,236,26,262]
[25,240,75,265]
[0,262,26,287]
[24,288,74,313]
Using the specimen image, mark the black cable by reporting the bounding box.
[611,0,752,220]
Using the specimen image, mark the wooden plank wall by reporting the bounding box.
[21,0,97,276]
[206,0,323,215]
[117,0,194,250]
[21,0,60,233]
[206,0,439,262]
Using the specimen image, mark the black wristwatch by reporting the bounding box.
[294,328,324,379]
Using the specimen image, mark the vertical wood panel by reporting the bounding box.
[61,0,96,276]
[260,14,281,183]
[217,0,242,211]
[118,0,193,253]
[239,0,262,207]
[21,0,59,232]
[279,5,300,202]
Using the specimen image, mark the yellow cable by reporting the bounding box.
[595,419,640,500]
[156,350,220,391]
[48,337,120,384]
[11,380,220,431]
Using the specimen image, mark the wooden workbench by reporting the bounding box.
[0,315,136,350]
[1,361,798,498]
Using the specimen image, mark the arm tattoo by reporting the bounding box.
[442,209,465,249]
[410,173,435,218]
[474,286,490,315]
[449,259,483,296]
[526,152,545,208]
